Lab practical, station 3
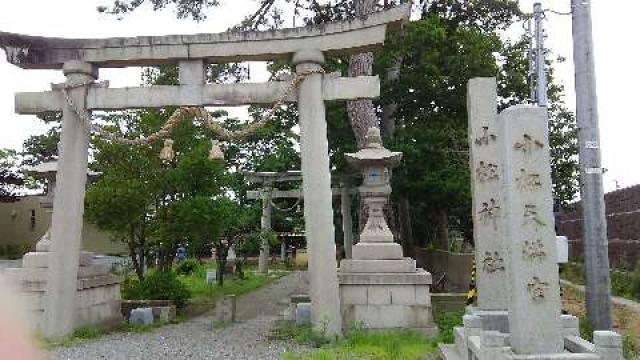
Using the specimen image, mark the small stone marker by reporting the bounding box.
[129,307,154,325]
[295,302,311,326]
[215,295,237,323]
[467,78,508,311]
[152,306,176,323]
[556,236,569,264]
[499,105,562,354]
[206,269,217,285]
[285,294,311,322]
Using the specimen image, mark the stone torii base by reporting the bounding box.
[2,160,122,334]
[3,251,122,334]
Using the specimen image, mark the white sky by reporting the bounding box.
[0,0,638,192]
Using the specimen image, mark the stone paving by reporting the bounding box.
[52,271,308,360]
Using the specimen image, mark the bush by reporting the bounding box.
[610,270,634,299]
[122,271,191,308]
[175,258,201,275]
[434,311,464,344]
[578,315,593,342]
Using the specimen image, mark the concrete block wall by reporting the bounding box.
[413,248,474,292]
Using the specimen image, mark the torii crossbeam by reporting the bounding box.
[1,3,410,338]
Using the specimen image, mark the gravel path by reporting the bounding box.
[53,271,308,360]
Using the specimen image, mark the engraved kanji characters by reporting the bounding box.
[516,168,542,191]
[523,204,546,227]
[522,239,546,261]
[476,161,499,182]
[527,277,550,301]
[514,134,544,155]
[478,198,501,229]
[482,251,506,273]
[475,126,497,146]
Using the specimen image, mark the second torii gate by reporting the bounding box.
[245,170,303,274]
[1,4,409,337]
[246,171,357,273]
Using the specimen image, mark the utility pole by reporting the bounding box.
[570,0,612,330]
[528,3,548,106]
[533,2,547,106]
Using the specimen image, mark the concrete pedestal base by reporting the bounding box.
[4,251,122,334]
[338,265,436,334]
[438,308,622,360]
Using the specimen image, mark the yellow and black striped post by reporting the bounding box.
[466,259,477,305]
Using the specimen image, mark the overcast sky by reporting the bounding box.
[0,0,637,192]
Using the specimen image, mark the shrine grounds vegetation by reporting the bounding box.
[274,310,464,359]
[41,260,283,348]
[560,262,640,302]
[121,260,284,310]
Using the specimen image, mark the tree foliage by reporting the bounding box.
[18,0,580,262]
[0,149,23,203]
[97,0,221,20]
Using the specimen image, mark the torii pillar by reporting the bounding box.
[45,61,96,338]
[294,49,342,335]
[259,188,272,273]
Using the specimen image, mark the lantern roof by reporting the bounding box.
[345,127,402,168]
[24,160,100,178]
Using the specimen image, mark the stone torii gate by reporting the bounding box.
[1,4,409,338]
[246,170,357,273]
[245,170,303,274]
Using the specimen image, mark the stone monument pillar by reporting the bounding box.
[438,78,623,360]
[500,105,562,354]
[259,188,272,274]
[293,49,342,336]
[467,78,509,312]
[338,128,435,333]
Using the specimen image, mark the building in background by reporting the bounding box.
[0,195,126,258]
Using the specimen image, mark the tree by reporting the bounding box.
[93,0,579,250]
[198,198,255,286]
[97,0,221,20]
[0,149,24,203]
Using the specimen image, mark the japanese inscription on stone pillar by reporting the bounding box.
[467,78,508,310]
[499,105,562,354]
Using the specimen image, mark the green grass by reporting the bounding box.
[275,311,465,360]
[178,262,285,306]
[560,262,640,302]
[37,325,109,349]
[278,327,436,360]
[38,317,188,349]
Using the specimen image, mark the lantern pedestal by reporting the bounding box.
[337,128,436,334]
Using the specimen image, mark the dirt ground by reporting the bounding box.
[562,285,640,344]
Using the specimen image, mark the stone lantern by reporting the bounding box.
[337,127,435,333]
[24,160,58,251]
[24,160,99,252]
[345,127,402,253]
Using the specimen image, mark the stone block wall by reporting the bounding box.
[339,280,434,331]
[557,184,640,268]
